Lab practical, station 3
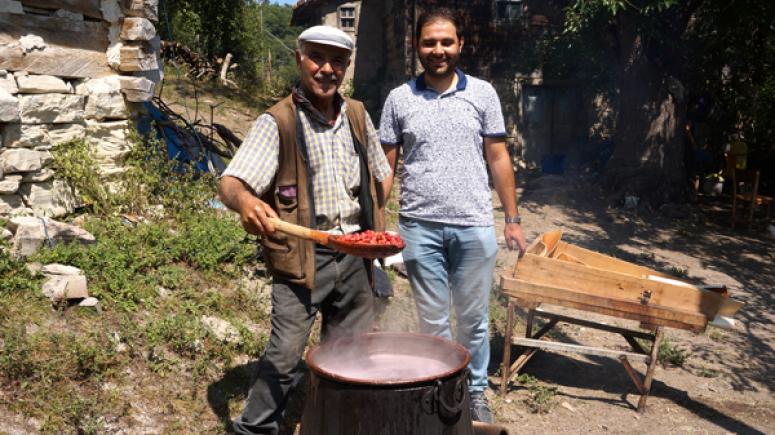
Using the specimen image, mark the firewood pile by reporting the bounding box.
[160,40,217,80]
[0,0,162,218]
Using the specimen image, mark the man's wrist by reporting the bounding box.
[505,215,522,225]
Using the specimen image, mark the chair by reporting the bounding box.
[726,154,772,229]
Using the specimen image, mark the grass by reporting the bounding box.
[0,126,269,432]
[511,373,559,414]
[658,337,688,366]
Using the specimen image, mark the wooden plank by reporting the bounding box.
[0,13,108,51]
[503,277,707,330]
[552,242,671,278]
[513,338,651,363]
[532,309,655,341]
[19,0,102,19]
[0,45,112,78]
[500,300,516,396]
[555,252,586,265]
[509,348,539,374]
[500,277,707,332]
[637,328,663,412]
[619,356,645,394]
[514,254,725,319]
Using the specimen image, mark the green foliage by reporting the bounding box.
[658,337,688,366]
[52,138,113,214]
[668,266,688,278]
[562,0,775,178]
[121,130,221,216]
[684,1,775,160]
[146,313,207,358]
[517,373,538,385]
[697,366,719,378]
[0,326,35,380]
[0,246,41,294]
[71,331,121,381]
[160,1,302,93]
[525,384,559,414]
[30,212,254,311]
[177,210,256,271]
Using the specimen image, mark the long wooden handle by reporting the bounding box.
[268,217,330,245]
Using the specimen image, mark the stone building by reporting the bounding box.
[0,0,161,217]
[292,0,615,168]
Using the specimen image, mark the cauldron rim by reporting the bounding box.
[305,332,471,386]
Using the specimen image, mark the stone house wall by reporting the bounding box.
[0,0,161,217]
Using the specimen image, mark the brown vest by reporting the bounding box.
[261,95,384,289]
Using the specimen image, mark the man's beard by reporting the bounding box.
[419,53,459,78]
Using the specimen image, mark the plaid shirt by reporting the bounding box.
[222,92,391,234]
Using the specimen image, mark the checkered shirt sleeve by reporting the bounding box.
[221,114,279,197]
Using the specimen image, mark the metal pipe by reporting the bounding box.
[473,421,510,435]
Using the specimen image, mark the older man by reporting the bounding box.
[219,26,391,434]
[379,8,527,423]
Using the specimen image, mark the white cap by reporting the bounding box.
[298,25,354,51]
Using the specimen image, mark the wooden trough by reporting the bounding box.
[499,230,743,412]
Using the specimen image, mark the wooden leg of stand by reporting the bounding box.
[525,309,535,338]
[500,300,515,396]
[637,327,663,412]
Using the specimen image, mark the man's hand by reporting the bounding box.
[505,223,527,257]
[218,176,279,236]
[238,197,279,236]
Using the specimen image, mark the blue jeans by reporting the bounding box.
[399,217,498,393]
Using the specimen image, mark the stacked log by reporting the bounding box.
[0,0,161,217]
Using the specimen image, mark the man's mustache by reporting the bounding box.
[314,72,338,82]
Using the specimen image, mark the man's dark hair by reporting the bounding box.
[415,8,463,42]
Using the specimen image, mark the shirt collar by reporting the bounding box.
[292,84,345,127]
[414,68,467,94]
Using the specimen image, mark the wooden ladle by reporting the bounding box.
[268,217,403,258]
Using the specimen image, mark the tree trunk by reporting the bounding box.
[604,12,688,207]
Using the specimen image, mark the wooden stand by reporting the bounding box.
[500,301,664,413]
[498,231,742,413]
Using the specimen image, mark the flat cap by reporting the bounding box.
[298,25,354,51]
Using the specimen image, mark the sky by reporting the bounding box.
[272,0,297,4]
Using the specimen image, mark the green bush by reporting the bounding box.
[146,313,207,358]
[658,338,688,366]
[178,210,256,271]
[0,247,41,295]
[52,138,113,214]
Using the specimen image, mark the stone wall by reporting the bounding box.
[0,0,160,217]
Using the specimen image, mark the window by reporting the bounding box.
[495,0,523,22]
[339,6,355,30]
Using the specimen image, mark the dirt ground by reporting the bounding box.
[474,171,774,434]
[271,169,775,435]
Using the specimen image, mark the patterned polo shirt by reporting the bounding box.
[222,91,391,234]
[379,69,507,226]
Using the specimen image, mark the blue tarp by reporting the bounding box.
[137,101,226,174]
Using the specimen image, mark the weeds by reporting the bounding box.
[525,384,559,414]
[0,245,42,294]
[52,138,112,214]
[697,366,720,378]
[146,313,207,358]
[668,266,689,278]
[3,94,267,432]
[658,338,688,366]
